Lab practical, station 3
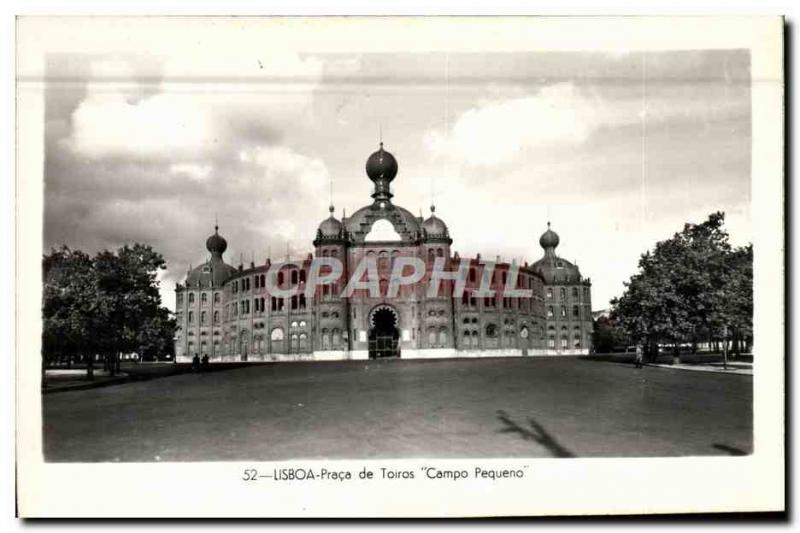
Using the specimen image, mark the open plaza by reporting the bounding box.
[43,357,752,462]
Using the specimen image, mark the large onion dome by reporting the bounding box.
[365,142,398,182]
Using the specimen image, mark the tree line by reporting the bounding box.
[594,212,753,362]
[42,243,176,381]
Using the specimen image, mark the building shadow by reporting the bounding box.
[712,443,749,456]
[496,410,576,458]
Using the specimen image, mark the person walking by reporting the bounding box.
[192,353,200,372]
[634,344,644,369]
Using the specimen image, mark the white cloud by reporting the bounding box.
[425,83,601,166]
[67,92,216,158]
[63,53,324,160]
[169,163,213,181]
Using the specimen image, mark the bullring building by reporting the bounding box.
[174,144,593,362]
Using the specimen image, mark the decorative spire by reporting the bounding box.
[329,204,335,216]
[539,221,560,254]
[365,142,398,204]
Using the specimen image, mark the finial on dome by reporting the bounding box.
[206,222,228,256]
[430,204,436,214]
[365,142,398,201]
[539,222,560,252]
[329,204,335,215]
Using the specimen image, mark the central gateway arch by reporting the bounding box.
[368,304,400,359]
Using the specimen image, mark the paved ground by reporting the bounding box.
[42,357,752,462]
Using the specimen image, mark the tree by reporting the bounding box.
[137,306,177,361]
[42,243,174,382]
[43,247,90,381]
[611,212,752,363]
[592,315,628,353]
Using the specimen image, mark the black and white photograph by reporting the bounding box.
[14,16,784,517]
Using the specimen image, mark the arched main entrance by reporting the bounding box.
[368,305,400,359]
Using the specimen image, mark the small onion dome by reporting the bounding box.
[539,222,560,250]
[422,205,449,236]
[318,205,343,237]
[365,142,398,182]
[206,225,228,256]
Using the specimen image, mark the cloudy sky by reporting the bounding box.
[44,48,751,311]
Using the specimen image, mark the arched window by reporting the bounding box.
[332,329,341,348]
[461,292,469,305]
[291,334,299,352]
[278,271,284,285]
[469,268,476,283]
[560,306,566,318]
[322,329,331,350]
[573,305,579,318]
[331,249,338,259]
[428,249,435,263]
[271,297,276,311]
[574,335,581,348]
[271,327,284,353]
[300,270,306,283]
[560,287,566,299]
[439,328,448,346]
[188,293,195,304]
[428,328,437,346]
[299,294,306,309]
[213,311,219,324]
[547,306,554,318]
[471,331,479,348]
[546,288,553,299]
[572,287,579,298]
[379,250,389,270]
[299,333,308,352]
[485,324,497,338]
[437,248,444,257]
[291,295,298,310]
[291,270,298,284]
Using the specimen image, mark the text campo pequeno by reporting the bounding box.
[255,466,526,482]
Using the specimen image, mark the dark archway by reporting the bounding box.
[368,306,400,359]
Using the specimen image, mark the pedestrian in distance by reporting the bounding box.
[192,353,200,372]
[634,344,644,369]
[201,354,209,371]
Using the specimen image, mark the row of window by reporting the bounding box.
[180,292,221,306]
[546,305,588,319]
[187,310,219,325]
[546,286,590,300]
[547,336,584,349]
[459,294,538,312]
[231,270,309,294]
